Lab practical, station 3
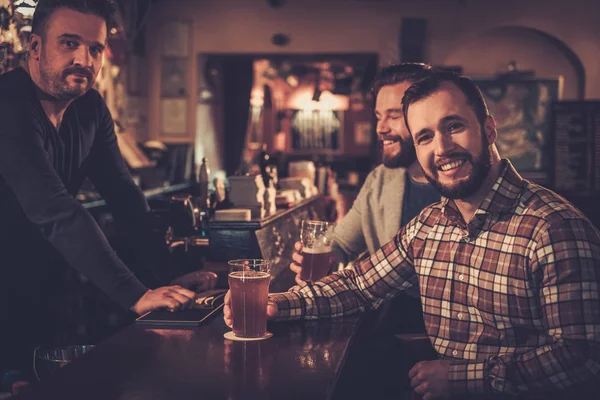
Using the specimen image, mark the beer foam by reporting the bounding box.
[303,246,332,255]
[229,271,270,279]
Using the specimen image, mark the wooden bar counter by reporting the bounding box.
[17,312,362,400]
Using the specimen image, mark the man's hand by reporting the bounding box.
[223,290,279,328]
[130,286,196,315]
[289,241,307,286]
[409,360,452,400]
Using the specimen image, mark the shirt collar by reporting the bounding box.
[440,159,525,219]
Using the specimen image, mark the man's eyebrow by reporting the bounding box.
[58,33,106,49]
[413,127,433,140]
[374,107,403,116]
[439,114,467,125]
[57,33,83,41]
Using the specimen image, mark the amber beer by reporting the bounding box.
[300,246,332,282]
[228,268,271,338]
[300,220,335,282]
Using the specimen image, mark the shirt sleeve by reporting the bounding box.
[271,222,420,320]
[448,217,600,395]
[87,97,173,287]
[0,101,147,310]
[331,170,375,264]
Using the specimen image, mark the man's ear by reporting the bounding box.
[484,115,497,145]
[29,34,41,60]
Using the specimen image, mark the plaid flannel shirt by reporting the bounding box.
[271,160,600,395]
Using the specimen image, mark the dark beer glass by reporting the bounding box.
[228,259,271,338]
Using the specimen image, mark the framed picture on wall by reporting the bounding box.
[161,98,187,137]
[161,58,188,97]
[354,121,372,145]
[162,21,191,58]
[287,109,343,153]
[473,76,563,184]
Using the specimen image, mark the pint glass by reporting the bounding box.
[228,259,271,338]
[300,220,335,282]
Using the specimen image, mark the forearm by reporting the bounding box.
[274,228,418,320]
[270,269,381,320]
[89,116,172,287]
[448,340,600,395]
[48,203,148,308]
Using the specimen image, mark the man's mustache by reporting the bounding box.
[63,68,93,80]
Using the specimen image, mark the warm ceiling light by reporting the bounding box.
[286,75,298,87]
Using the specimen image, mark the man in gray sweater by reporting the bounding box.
[290,63,441,333]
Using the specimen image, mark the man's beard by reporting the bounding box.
[425,135,492,200]
[381,137,417,168]
[39,53,92,100]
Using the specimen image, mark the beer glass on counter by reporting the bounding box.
[300,220,335,282]
[228,259,271,338]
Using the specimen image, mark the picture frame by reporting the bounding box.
[161,98,188,137]
[354,121,372,145]
[473,76,563,184]
[162,21,191,58]
[161,58,188,97]
[288,109,344,154]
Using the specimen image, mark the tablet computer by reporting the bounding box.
[135,290,226,328]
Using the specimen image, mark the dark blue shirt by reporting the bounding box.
[400,171,441,227]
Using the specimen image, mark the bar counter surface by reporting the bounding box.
[17,311,362,400]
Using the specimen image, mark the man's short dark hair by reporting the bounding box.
[370,62,433,96]
[401,71,490,135]
[31,0,117,37]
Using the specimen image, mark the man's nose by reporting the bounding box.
[376,119,389,135]
[433,132,455,157]
[73,47,92,67]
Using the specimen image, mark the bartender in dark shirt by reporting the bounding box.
[0,0,195,377]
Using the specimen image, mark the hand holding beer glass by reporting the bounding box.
[299,220,335,282]
[226,259,272,340]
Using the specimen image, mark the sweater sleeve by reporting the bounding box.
[331,170,377,263]
[86,97,174,287]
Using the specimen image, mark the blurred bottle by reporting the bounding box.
[258,144,270,187]
[198,157,211,211]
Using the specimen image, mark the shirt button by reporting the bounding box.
[463,236,470,243]
[458,274,465,281]
[457,312,464,320]
[452,350,458,356]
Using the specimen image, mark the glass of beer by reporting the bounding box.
[300,220,335,282]
[228,259,271,338]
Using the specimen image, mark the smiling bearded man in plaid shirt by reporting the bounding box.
[223,71,600,398]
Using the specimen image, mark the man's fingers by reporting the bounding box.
[410,375,422,391]
[223,304,233,327]
[295,275,307,286]
[292,251,304,265]
[223,291,233,327]
[408,362,423,380]
[165,290,193,307]
[161,297,181,312]
[294,241,303,252]
[413,381,428,396]
[267,297,278,319]
[289,263,302,274]
[169,286,196,300]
